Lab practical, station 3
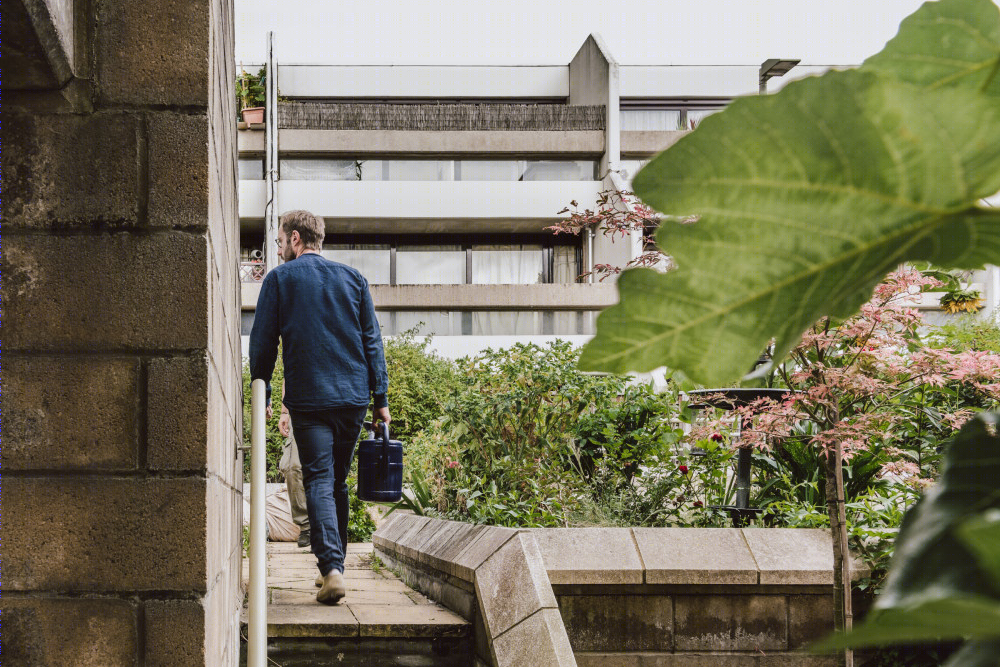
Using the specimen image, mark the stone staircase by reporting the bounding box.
[240,542,472,666]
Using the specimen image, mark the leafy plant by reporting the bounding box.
[373,328,460,442]
[814,414,1000,666]
[580,0,1000,386]
[242,353,285,483]
[236,67,266,116]
[387,468,437,517]
[347,472,378,542]
[940,288,985,314]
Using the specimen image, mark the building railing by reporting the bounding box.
[241,261,266,283]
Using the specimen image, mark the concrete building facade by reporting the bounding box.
[4,0,244,665]
[237,42,1000,359]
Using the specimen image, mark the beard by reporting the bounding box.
[281,244,296,262]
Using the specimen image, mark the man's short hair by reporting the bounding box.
[280,210,325,250]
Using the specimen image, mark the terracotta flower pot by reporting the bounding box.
[241,107,265,124]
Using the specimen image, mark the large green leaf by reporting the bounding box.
[956,510,1000,587]
[943,639,1000,667]
[581,71,1000,382]
[864,0,1000,94]
[580,0,1000,384]
[813,413,1000,653]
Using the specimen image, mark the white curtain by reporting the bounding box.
[521,161,594,181]
[471,245,543,284]
[321,246,391,284]
[238,158,263,180]
[687,109,721,129]
[457,160,522,181]
[358,160,384,181]
[280,159,358,180]
[553,245,579,284]
[397,246,465,284]
[394,311,460,336]
[383,160,454,181]
[621,109,682,131]
[471,311,541,335]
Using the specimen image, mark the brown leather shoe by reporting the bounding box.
[316,571,346,605]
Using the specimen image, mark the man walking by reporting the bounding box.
[250,210,390,605]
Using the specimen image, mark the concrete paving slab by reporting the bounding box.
[633,528,759,585]
[530,527,644,585]
[741,529,833,585]
[250,532,471,645]
[263,604,360,638]
[351,604,470,638]
[273,588,418,606]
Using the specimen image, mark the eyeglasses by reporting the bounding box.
[275,238,283,248]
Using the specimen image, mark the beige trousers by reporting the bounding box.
[279,431,310,531]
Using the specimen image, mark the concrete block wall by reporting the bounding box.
[3,0,243,665]
[374,516,843,667]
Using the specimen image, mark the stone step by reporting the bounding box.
[240,541,473,666]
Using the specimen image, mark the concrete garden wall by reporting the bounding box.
[374,514,845,667]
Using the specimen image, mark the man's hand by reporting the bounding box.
[278,412,291,438]
[265,404,273,420]
[371,407,391,434]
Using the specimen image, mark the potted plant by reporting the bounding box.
[939,287,984,314]
[236,67,266,124]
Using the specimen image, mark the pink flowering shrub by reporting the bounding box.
[697,268,1000,488]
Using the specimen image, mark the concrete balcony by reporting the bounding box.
[238,128,604,155]
[620,130,688,157]
[239,180,604,233]
[241,282,617,311]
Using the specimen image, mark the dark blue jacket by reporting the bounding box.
[249,253,388,411]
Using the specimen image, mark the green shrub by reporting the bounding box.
[242,354,285,483]
[928,313,1000,354]
[414,341,687,527]
[376,328,460,442]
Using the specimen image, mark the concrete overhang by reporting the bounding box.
[238,129,604,156]
[621,130,689,157]
[239,180,604,225]
[240,217,566,235]
[241,283,617,311]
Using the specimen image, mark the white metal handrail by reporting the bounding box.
[248,379,267,667]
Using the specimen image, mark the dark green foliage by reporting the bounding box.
[411,341,687,527]
[581,0,1000,386]
[815,414,1000,665]
[236,67,266,117]
[347,472,377,542]
[930,315,1000,355]
[377,329,460,442]
[242,355,285,483]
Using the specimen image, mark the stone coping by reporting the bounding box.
[374,514,868,588]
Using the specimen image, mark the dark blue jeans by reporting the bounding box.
[288,406,367,576]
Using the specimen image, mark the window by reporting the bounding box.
[621,101,730,132]
[520,160,596,181]
[280,159,359,180]
[323,236,581,286]
[273,158,598,182]
[471,245,544,285]
[396,245,466,284]
[621,109,682,131]
[321,245,391,284]
[239,158,263,180]
[376,310,596,336]
[241,311,255,336]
